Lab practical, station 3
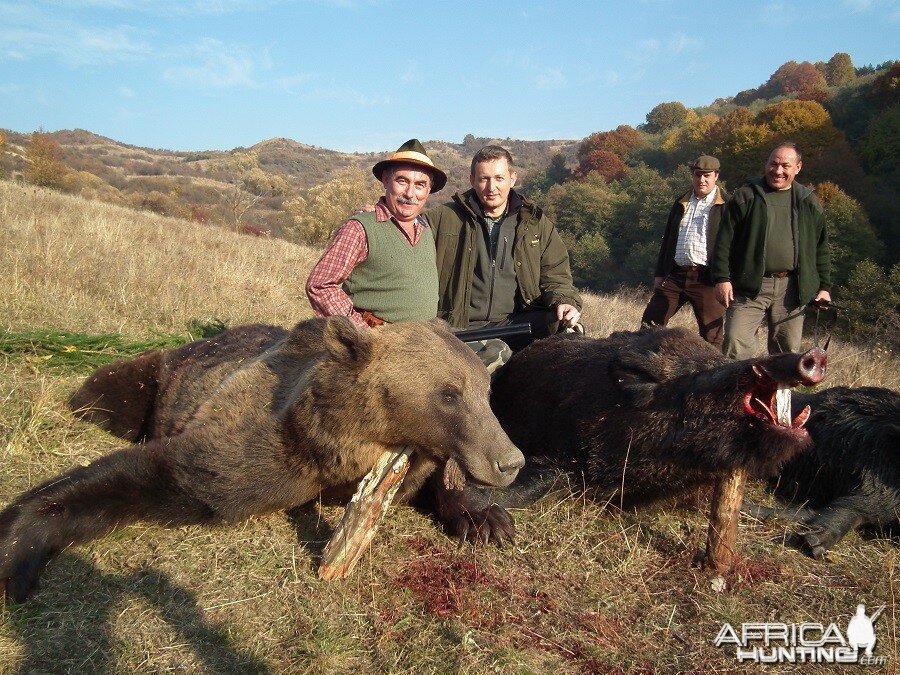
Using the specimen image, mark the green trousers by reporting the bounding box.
[723,275,805,360]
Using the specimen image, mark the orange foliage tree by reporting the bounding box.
[870,63,900,109]
[767,61,827,96]
[576,125,641,179]
[25,132,68,189]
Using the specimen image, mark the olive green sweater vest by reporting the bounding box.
[342,212,439,323]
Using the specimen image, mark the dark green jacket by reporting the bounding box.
[426,188,582,328]
[654,186,729,285]
[711,179,831,304]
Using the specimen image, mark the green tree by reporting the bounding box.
[544,171,622,241]
[25,132,68,189]
[644,102,689,134]
[284,167,383,245]
[605,166,673,286]
[837,260,900,347]
[815,182,884,286]
[869,63,900,109]
[825,53,856,87]
[519,152,570,195]
[857,105,900,174]
[569,231,613,289]
[659,110,718,169]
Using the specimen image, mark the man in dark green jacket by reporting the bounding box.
[427,145,582,351]
[711,142,831,359]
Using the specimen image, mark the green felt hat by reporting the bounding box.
[372,139,447,193]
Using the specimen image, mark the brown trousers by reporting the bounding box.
[640,265,725,347]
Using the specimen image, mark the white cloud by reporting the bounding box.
[164,39,262,88]
[302,83,390,106]
[0,3,150,65]
[536,67,567,90]
[275,73,318,92]
[401,65,422,85]
[638,38,661,53]
[48,0,369,14]
[669,33,699,54]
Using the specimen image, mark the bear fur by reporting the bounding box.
[0,318,524,603]
[434,327,827,545]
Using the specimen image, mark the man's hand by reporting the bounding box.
[556,303,581,327]
[811,289,832,310]
[715,281,734,309]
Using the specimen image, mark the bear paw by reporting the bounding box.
[447,504,515,548]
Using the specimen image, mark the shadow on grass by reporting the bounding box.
[4,556,270,674]
[284,503,336,566]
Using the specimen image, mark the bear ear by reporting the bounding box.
[323,317,373,367]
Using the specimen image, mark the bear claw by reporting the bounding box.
[451,505,514,547]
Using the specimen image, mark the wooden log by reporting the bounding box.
[704,387,792,573]
[318,446,413,581]
[705,467,748,573]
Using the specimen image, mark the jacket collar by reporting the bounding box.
[679,186,726,207]
[748,177,812,204]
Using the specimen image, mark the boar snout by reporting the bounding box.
[798,348,827,385]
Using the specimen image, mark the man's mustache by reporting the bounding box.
[397,196,421,206]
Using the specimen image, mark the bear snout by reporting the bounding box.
[497,454,525,476]
[492,448,526,487]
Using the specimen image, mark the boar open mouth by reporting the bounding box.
[744,365,811,432]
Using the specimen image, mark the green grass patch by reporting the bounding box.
[0,320,228,374]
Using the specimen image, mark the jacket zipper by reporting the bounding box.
[499,236,509,271]
[485,219,498,320]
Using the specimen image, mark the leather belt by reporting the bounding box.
[360,311,386,327]
[763,271,792,279]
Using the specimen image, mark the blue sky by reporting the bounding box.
[1,0,897,152]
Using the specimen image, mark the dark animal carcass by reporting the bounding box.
[746,386,899,559]
[0,318,524,604]
[434,327,827,545]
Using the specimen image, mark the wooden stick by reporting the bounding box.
[318,446,413,581]
[705,467,747,573]
[705,387,792,573]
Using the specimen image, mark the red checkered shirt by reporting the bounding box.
[305,198,429,327]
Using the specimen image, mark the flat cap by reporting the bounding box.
[690,155,720,172]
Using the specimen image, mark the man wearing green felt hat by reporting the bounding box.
[306,139,447,327]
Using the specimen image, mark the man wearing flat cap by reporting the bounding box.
[640,154,728,346]
[306,139,447,327]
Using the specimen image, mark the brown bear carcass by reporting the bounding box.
[0,318,524,604]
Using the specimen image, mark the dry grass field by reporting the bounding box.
[1,182,897,673]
